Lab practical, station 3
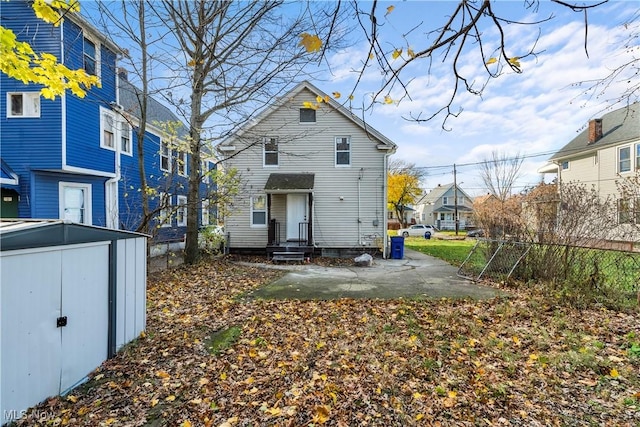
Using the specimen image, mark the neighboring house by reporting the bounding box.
[387,205,415,229]
[414,183,474,230]
[216,81,397,258]
[540,102,640,240]
[0,3,211,241]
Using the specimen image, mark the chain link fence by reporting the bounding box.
[459,239,640,306]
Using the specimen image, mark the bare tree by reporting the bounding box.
[319,1,638,126]
[479,151,523,202]
[159,1,337,264]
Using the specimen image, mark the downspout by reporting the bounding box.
[358,168,363,248]
[60,21,67,169]
[383,154,390,258]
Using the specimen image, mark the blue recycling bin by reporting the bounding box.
[390,236,405,259]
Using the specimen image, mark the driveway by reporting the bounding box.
[247,248,503,300]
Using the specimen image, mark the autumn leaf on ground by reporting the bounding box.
[299,33,322,53]
[312,405,331,424]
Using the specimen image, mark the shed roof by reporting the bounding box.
[0,220,147,252]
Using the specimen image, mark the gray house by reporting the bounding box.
[216,81,397,258]
[413,183,474,230]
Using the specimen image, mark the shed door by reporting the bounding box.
[60,244,109,393]
[286,194,307,241]
[1,250,62,423]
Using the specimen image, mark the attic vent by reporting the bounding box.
[588,118,602,144]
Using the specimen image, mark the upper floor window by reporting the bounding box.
[7,93,40,118]
[443,196,449,205]
[251,194,267,226]
[177,151,187,176]
[83,37,97,76]
[335,136,351,166]
[300,108,316,123]
[618,146,631,173]
[120,120,132,155]
[100,110,115,150]
[160,139,171,172]
[561,161,569,170]
[458,196,465,205]
[636,145,640,170]
[177,195,187,227]
[264,137,278,166]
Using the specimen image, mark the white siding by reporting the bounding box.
[115,237,147,350]
[223,87,390,249]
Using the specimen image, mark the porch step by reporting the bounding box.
[272,251,305,262]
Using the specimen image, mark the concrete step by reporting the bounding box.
[272,251,305,262]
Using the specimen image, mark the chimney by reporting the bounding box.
[588,118,602,144]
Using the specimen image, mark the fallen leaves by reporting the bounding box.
[13,257,640,426]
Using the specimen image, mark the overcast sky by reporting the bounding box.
[313,0,639,196]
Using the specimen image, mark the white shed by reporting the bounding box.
[0,220,147,424]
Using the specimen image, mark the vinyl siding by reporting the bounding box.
[223,87,390,249]
[32,172,107,226]
[63,19,118,173]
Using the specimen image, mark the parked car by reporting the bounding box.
[466,229,485,238]
[397,224,438,237]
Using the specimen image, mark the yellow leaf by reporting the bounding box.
[412,392,423,399]
[407,48,416,58]
[385,5,395,16]
[220,372,227,380]
[312,405,331,424]
[298,33,322,53]
[486,57,497,65]
[316,95,323,103]
[332,91,341,99]
[187,59,197,67]
[166,395,176,402]
[415,413,424,421]
[610,368,619,378]
[392,48,402,60]
[368,53,374,60]
[302,101,318,110]
[447,391,457,398]
[508,57,521,67]
[181,421,192,427]
[348,95,354,101]
[323,95,330,103]
[512,336,521,346]
[266,407,281,416]
[156,370,171,379]
[150,399,159,407]
[66,395,78,403]
[384,95,393,105]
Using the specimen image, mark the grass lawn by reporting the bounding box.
[401,233,476,266]
[14,257,640,426]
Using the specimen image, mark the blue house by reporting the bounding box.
[0,2,214,241]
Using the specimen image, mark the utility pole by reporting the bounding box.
[453,164,459,235]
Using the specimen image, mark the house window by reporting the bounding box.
[300,108,316,123]
[443,196,449,205]
[619,146,631,173]
[636,145,640,170]
[458,196,465,205]
[160,139,171,172]
[202,200,210,226]
[101,110,115,149]
[120,121,132,155]
[264,137,278,166]
[177,195,187,226]
[251,194,267,226]
[561,161,569,170]
[388,211,393,220]
[335,136,351,166]
[59,182,91,225]
[177,151,187,176]
[7,93,40,118]
[83,37,97,76]
[618,199,632,224]
[158,192,172,227]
